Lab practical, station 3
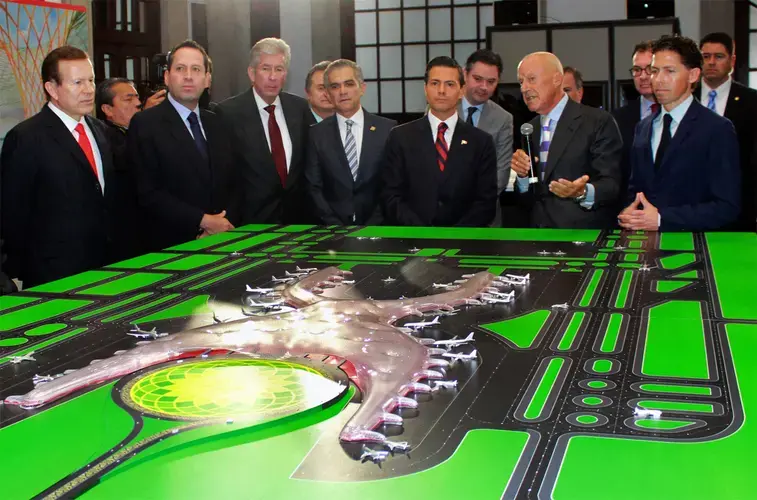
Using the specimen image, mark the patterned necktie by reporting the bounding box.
[466,107,477,125]
[436,122,448,172]
[186,112,208,161]
[655,114,673,171]
[264,104,288,186]
[707,89,717,111]
[345,119,359,181]
[539,118,552,181]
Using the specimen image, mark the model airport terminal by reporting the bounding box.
[0,224,755,499]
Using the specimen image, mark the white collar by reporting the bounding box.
[336,107,364,127]
[702,76,732,97]
[428,110,458,132]
[48,102,86,132]
[253,88,282,112]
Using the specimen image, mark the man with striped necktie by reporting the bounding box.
[305,59,396,225]
[382,56,497,227]
[510,52,623,229]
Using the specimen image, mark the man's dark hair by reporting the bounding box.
[464,49,503,76]
[166,39,210,72]
[652,34,703,70]
[95,77,132,120]
[41,46,90,100]
[699,32,734,56]
[563,66,584,89]
[306,60,331,90]
[424,56,464,86]
[632,40,653,56]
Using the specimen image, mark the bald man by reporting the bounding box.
[511,52,622,229]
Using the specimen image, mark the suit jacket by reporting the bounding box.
[611,98,643,206]
[629,99,740,231]
[458,99,514,194]
[697,81,757,230]
[382,116,497,227]
[0,105,115,287]
[128,99,238,251]
[213,90,316,224]
[519,98,623,229]
[305,111,396,225]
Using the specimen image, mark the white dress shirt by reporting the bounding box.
[427,111,458,151]
[48,102,105,192]
[701,76,732,117]
[254,89,293,171]
[336,107,364,163]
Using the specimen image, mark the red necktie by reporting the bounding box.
[264,104,287,186]
[74,123,98,180]
[436,122,448,172]
[650,103,660,116]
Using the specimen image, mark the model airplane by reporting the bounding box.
[32,374,57,386]
[245,285,274,294]
[634,408,662,419]
[553,250,566,256]
[360,447,390,466]
[271,275,296,283]
[409,247,421,252]
[538,250,550,256]
[442,349,477,362]
[384,440,410,454]
[433,282,458,289]
[382,277,397,283]
[296,266,318,273]
[573,241,586,246]
[481,291,515,304]
[341,280,356,285]
[551,303,570,310]
[127,325,168,340]
[230,251,243,257]
[506,273,530,282]
[432,379,458,391]
[245,298,286,308]
[9,352,36,364]
[614,245,626,251]
[432,332,475,348]
[285,270,309,278]
[403,316,440,330]
[638,264,656,272]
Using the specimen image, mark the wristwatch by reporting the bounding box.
[574,187,587,203]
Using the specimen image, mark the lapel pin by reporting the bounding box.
[735,96,740,101]
[370,126,376,131]
[461,139,468,145]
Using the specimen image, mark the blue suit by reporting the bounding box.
[628,99,741,231]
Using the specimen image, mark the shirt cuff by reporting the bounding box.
[658,212,661,228]
[579,183,595,209]
[516,176,530,192]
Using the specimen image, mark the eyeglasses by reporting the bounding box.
[629,66,653,77]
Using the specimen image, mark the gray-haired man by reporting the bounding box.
[214,37,316,224]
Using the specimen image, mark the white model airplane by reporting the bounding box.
[127,325,168,340]
[506,273,530,282]
[403,316,440,330]
[245,285,274,294]
[230,251,243,257]
[9,352,36,364]
[360,447,390,466]
[538,250,550,256]
[442,349,478,362]
[481,291,515,303]
[341,280,356,285]
[551,303,570,310]
[285,270,309,278]
[634,408,662,419]
[382,277,397,283]
[614,245,626,251]
[409,247,421,252]
[384,440,411,454]
[271,275,295,283]
[433,282,458,289]
[638,264,656,272]
[573,241,586,246]
[296,266,318,273]
[553,250,566,256]
[432,332,475,348]
[432,379,458,391]
[32,374,57,385]
[246,298,286,308]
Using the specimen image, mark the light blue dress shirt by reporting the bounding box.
[461,96,484,127]
[650,94,693,162]
[168,92,205,140]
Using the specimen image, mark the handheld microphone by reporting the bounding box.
[520,123,538,184]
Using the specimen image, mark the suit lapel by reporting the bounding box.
[723,82,741,121]
[477,101,492,130]
[543,99,581,180]
[329,116,354,185]
[357,112,380,185]
[418,116,441,179]
[441,121,469,186]
[86,116,113,193]
[280,93,302,189]
[160,100,209,180]
[42,106,99,183]
[660,101,700,171]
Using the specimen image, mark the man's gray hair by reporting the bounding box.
[305,60,331,90]
[249,37,291,69]
[324,59,365,86]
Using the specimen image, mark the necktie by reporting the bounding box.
[345,119,359,181]
[186,112,208,161]
[655,114,673,171]
[539,118,552,181]
[436,122,448,172]
[466,107,477,125]
[74,123,98,181]
[264,104,287,186]
[650,103,660,117]
[707,89,717,111]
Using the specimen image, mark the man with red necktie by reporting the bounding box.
[1,46,115,288]
[382,56,497,227]
[214,38,315,224]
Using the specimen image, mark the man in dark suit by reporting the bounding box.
[619,35,740,232]
[612,41,658,218]
[511,52,623,229]
[306,59,396,225]
[128,40,237,251]
[96,78,165,260]
[382,56,497,227]
[214,38,316,224]
[1,46,114,288]
[697,32,757,231]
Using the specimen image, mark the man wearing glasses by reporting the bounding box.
[612,41,658,217]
